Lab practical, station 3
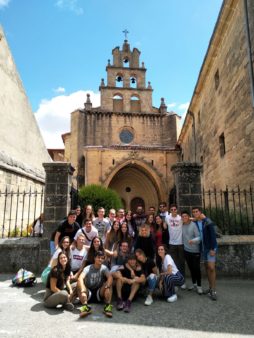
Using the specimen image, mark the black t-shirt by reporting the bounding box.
[46,266,70,290]
[57,219,80,242]
[140,258,156,277]
[121,264,144,279]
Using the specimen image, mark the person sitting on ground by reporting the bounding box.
[135,248,158,306]
[43,252,74,311]
[69,233,88,281]
[135,224,155,260]
[74,218,98,246]
[54,210,80,248]
[181,211,202,294]
[93,207,110,242]
[77,251,113,318]
[156,245,185,303]
[110,241,130,274]
[104,220,121,251]
[115,254,145,313]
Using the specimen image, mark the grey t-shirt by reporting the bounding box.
[182,221,201,253]
[83,264,109,290]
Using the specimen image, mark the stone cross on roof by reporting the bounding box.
[122,29,129,40]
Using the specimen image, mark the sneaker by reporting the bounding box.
[188,283,197,291]
[180,283,187,290]
[123,299,131,313]
[203,287,212,295]
[116,298,124,310]
[104,304,113,317]
[197,286,203,295]
[167,294,178,303]
[64,303,74,311]
[144,295,153,306]
[210,289,217,301]
[79,304,92,318]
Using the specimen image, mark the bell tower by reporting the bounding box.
[100,38,154,113]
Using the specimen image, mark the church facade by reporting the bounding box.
[64,40,181,211]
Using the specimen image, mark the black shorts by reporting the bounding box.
[88,288,102,303]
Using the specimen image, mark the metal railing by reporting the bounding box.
[202,186,254,235]
[0,187,44,238]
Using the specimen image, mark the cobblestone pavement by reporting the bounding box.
[0,275,254,338]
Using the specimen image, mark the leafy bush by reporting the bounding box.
[78,184,123,215]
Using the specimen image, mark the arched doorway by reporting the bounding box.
[108,164,160,212]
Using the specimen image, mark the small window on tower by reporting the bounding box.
[123,57,129,68]
[115,74,123,88]
[219,133,226,157]
[214,69,220,90]
[130,76,137,88]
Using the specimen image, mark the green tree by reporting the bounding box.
[78,184,122,215]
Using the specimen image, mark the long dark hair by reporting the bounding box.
[59,236,71,258]
[119,221,132,245]
[156,244,169,272]
[86,236,104,265]
[105,220,120,249]
[52,252,71,289]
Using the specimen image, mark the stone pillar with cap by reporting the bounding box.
[85,93,92,110]
[39,162,75,270]
[159,97,167,114]
[171,162,203,214]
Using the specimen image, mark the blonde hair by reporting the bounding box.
[139,224,150,237]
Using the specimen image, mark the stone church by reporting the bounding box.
[64,39,181,211]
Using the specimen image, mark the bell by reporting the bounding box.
[117,76,122,82]
[131,78,136,84]
[124,58,129,63]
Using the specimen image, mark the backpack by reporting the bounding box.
[12,268,37,287]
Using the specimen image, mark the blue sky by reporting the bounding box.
[0,0,223,148]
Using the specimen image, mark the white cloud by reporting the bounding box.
[53,86,66,94]
[55,0,84,15]
[178,101,190,124]
[167,102,177,108]
[35,90,100,148]
[0,0,10,9]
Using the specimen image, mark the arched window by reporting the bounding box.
[113,94,123,112]
[130,95,141,112]
[131,197,145,213]
[130,76,137,88]
[123,57,129,68]
[115,73,123,88]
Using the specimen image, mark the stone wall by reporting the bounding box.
[1,236,254,276]
[178,0,254,189]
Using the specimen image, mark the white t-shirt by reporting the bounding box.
[74,226,98,246]
[162,254,178,275]
[70,247,87,272]
[165,214,183,245]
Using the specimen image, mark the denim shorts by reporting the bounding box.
[203,249,217,262]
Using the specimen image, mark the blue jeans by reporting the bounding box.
[147,273,158,292]
[50,241,56,255]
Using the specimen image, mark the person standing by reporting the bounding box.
[192,207,218,300]
[93,207,110,242]
[181,211,202,294]
[54,211,80,248]
[165,204,186,289]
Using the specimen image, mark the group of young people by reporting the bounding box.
[43,203,218,318]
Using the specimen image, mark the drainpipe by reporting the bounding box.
[189,111,197,162]
[243,0,254,107]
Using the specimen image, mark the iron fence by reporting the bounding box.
[202,186,254,235]
[0,186,44,238]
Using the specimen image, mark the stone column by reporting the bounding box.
[39,162,75,270]
[171,162,202,214]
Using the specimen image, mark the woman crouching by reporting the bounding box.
[44,252,74,311]
[157,245,185,303]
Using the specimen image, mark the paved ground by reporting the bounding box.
[0,275,254,338]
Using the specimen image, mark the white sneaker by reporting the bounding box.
[180,283,187,290]
[167,294,178,303]
[188,283,197,291]
[197,286,203,295]
[144,295,153,306]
